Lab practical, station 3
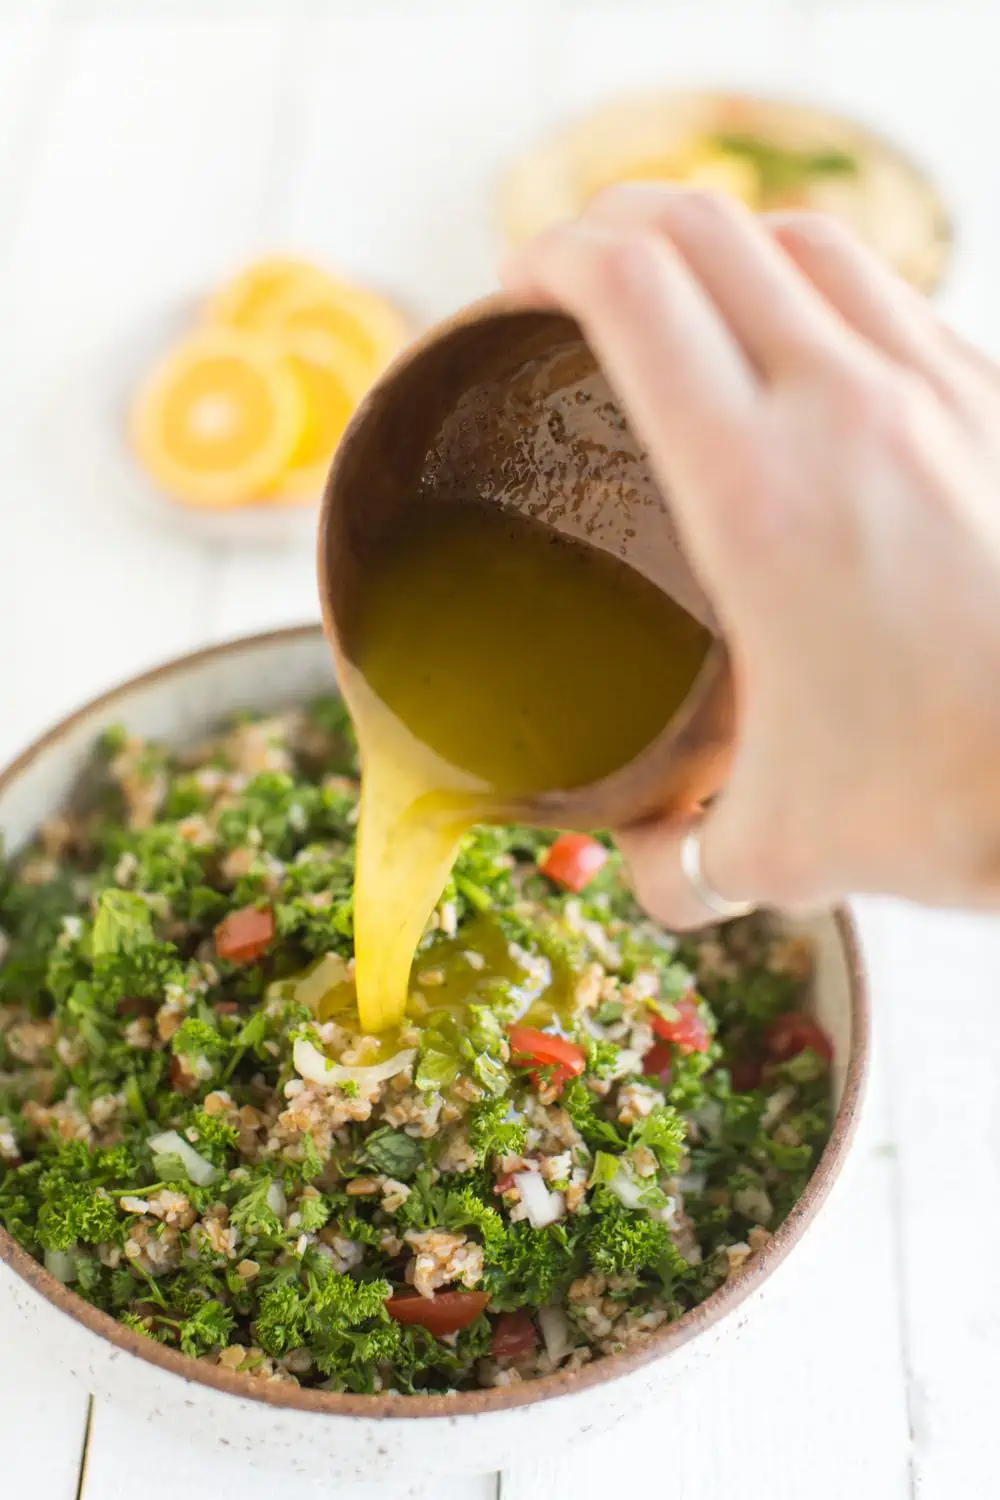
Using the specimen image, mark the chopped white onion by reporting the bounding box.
[149,1130,219,1187]
[608,1169,645,1211]
[44,1248,77,1283]
[579,1013,610,1043]
[513,1171,565,1229]
[266,1181,287,1220]
[761,1086,796,1131]
[292,1038,416,1090]
[293,953,350,1011]
[690,1100,724,1142]
[578,1017,642,1079]
[651,1195,679,1228]
[538,1305,571,1364]
[610,1169,678,1224]
[676,1172,707,1197]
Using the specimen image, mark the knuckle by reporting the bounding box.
[832,364,933,457]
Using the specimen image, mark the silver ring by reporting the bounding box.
[680,826,754,920]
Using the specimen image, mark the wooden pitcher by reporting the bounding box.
[317,291,735,831]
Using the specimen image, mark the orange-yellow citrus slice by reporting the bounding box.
[204,257,340,332]
[268,332,372,504]
[677,150,760,204]
[130,328,305,508]
[580,137,760,207]
[260,279,408,377]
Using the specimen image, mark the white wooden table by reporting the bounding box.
[0,2,998,1495]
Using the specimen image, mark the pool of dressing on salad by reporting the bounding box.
[340,499,710,1034]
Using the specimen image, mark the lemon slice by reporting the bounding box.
[205,257,339,331]
[269,332,372,504]
[580,134,760,207]
[261,279,408,377]
[130,328,305,508]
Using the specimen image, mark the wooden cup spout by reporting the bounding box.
[318,291,735,830]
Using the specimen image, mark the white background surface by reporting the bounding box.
[0,1,998,1496]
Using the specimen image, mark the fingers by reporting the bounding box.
[616,816,712,931]
[583,183,870,376]
[507,184,964,393]
[616,753,845,929]
[767,210,962,390]
[616,792,766,932]
[500,216,756,440]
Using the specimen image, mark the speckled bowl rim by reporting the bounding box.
[0,624,869,1421]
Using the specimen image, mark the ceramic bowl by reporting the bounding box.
[500,90,952,296]
[0,626,868,1482]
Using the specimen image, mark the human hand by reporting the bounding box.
[502,186,1000,924]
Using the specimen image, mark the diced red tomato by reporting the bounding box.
[729,1056,762,1092]
[492,1310,538,1359]
[507,1025,586,1093]
[214,905,275,965]
[650,995,710,1054]
[385,1290,489,1336]
[641,1039,673,1080]
[764,1012,833,1064]
[538,834,608,893]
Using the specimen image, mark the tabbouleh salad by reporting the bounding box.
[0,699,833,1395]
